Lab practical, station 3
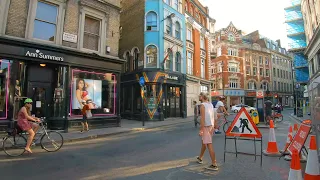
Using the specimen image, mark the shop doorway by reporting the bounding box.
[26,65,55,118]
[164,86,181,118]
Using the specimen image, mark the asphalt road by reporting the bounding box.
[0,109,302,180]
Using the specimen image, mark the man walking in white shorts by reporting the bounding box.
[196,92,219,171]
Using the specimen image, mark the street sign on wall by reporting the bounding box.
[256,90,264,99]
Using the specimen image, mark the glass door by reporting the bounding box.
[27,82,53,118]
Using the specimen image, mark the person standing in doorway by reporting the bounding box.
[214,96,229,134]
[196,92,219,171]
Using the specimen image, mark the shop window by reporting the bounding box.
[83,16,101,51]
[146,11,158,31]
[0,60,10,119]
[71,69,116,116]
[146,45,157,67]
[33,1,58,42]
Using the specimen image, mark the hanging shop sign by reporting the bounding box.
[25,49,64,62]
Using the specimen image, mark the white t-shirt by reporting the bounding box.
[216,101,224,113]
[201,102,215,126]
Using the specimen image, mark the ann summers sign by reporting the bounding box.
[25,49,64,61]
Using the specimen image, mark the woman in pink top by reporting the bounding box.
[17,98,41,153]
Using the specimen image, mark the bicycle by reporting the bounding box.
[272,112,283,122]
[2,119,64,157]
[195,114,230,133]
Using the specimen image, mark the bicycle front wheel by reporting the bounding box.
[3,135,27,157]
[40,131,64,152]
[223,122,230,133]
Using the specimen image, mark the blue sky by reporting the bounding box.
[199,0,290,49]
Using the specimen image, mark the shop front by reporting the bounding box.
[245,91,274,107]
[121,69,186,121]
[0,37,123,131]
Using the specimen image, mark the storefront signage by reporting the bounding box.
[63,32,78,43]
[223,90,245,96]
[256,90,264,98]
[165,74,179,81]
[25,49,64,61]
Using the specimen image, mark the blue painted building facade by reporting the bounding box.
[120,0,187,121]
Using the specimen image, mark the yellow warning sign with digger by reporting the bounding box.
[251,110,259,124]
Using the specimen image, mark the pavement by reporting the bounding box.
[0,109,309,180]
[289,113,311,123]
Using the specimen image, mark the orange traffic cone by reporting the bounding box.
[263,120,281,156]
[280,125,293,155]
[305,135,320,180]
[288,149,303,180]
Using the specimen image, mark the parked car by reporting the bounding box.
[231,104,256,113]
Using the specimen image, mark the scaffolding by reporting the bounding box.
[284,0,309,83]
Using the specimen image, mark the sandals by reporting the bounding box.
[24,148,33,154]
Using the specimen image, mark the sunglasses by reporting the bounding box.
[26,103,32,104]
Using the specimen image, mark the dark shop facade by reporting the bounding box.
[121,69,187,121]
[0,36,124,131]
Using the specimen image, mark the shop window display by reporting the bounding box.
[71,69,116,116]
[0,59,10,119]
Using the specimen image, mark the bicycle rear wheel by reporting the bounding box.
[40,131,64,152]
[223,122,230,133]
[3,134,27,157]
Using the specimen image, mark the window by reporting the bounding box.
[218,63,223,72]
[71,69,116,116]
[246,66,251,75]
[218,78,222,89]
[265,57,269,65]
[253,55,257,64]
[175,52,181,72]
[259,56,263,64]
[124,52,130,72]
[273,81,277,91]
[201,58,205,78]
[146,45,157,67]
[83,16,101,51]
[0,59,11,119]
[228,62,238,72]
[166,49,173,70]
[174,0,179,10]
[248,81,256,90]
[277,69,280,77]
[133,48,139,70]
[286,71,288,79]
[33,1,58,42]
[261,82,268,90]
[228,34,235,41]
[200,86,208,93]
[253,67,257,75]
[175,22,181,40]
[212,81,216,89]
[200,35,205,49]
[228,48,238,56]
[278,82,280,91]
[272,55,275,63]
[166,18,172,35]
[259,68,263,76]
[146,11,157,31]
[273,68,276,77]
[229,78,238,89]
[190,5,194,16]
[266,69,270,77]
[187,51,193,74]
[187,28,192,41]
[165,0,171,5]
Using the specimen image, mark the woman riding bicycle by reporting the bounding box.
[17,98,41,153]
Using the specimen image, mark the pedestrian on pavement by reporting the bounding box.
[214,96,229,134]
[81,100,92,133]
[196,92,219,171]
[17,98,41,153]
[193,101,200,127]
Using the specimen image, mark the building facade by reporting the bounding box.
[184,0,213,116]
[0,0,124,131]
[119,0,187,120]
[211,22,245,108]
[301,0,320,158]
[285,0,310,116]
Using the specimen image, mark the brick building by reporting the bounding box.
[0,0,124,131]
[211,22,245,108]
[119,0,187,120]
[184,0,214,116]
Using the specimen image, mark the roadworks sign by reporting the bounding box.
[226,107,262,138]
